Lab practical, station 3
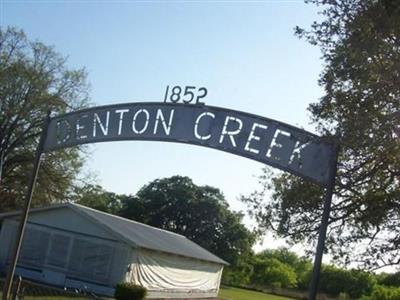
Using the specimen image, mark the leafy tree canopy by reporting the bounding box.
[318,265,376,298]
[75,184,122,215]
[119,175,256,265]
[222,256,254,286]
[251,256,298,288]
[378,272,400,288]
[0,27,90,212]
[256,247,312,289]
[242,0,400,270]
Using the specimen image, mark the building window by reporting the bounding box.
[68,238,114,283]
[19,227,50,268]
[47,234,71,268]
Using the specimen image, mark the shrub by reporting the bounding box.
[222,259,254,286]
[114,283,147,300]
[317,265,376,298]
[318,265,352,297]
[347,269,376,298]
[251,257,297,288]
[379,272,400,288]
[370,285,400,300]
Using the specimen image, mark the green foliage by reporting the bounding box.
[222,257,254,286]
[379,272,400,287]
[75,184,122,214]
[256,248,312,290]
[349,269,377,298]
[114,283,147,300]
[225,247,312,290]
[241,247,376,298]
[119,175,256,266]
[369,285,400,300]
[318,265,376,298]
[243,0,400,270]
[251,256,297,289]
[0,27,89,212]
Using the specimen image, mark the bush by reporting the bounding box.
[348,269,376,298]
[251,257,297,288]
[114,283,147,300]
[318,265,351,297]
[222,259,254,286]
[300,266,382,299]
[370,285,400,300]
[379,272,400,288]
[317,265,376,298]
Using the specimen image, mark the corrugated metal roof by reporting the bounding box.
[0,203,228,265]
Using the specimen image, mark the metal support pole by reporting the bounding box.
[308,144,339,300]
[2,112,50,300]
[0,148,4,184]
[11,276,22,300]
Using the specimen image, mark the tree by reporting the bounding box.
[369,285,400,300]
[222,256,254,286]
[378,272,400,288]
[119,175,256,266]
[242,0,400,270]
[257,248,312,290]
[318,265,376,298]
[251,256,297,288]
[75,184,122,214]
[0,27,89,212]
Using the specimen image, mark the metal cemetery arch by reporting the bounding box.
[2,102,339,300]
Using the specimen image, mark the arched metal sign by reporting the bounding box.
[44,102,334,186]
[3,102,338,300]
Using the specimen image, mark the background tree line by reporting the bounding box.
[224,247,400,300]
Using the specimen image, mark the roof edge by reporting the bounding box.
[0,203,70,220]
[0,202,229,265]
[66,203,139,248]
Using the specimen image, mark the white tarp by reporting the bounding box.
[127,248,223,294]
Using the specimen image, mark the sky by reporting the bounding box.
[1,0,325,252]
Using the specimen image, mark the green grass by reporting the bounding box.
[219,287,293,300]
[1,286,294,300]
[1,296,86,299]
[0,291,87,299]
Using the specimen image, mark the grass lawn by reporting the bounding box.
[1,286,293,300]
[0,292,87,299]
[1,296,86,299]
[219,287,293,300]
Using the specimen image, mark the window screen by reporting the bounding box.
[5,221,18,263]
[67,238,114,283]
[47,234,71,268]
[19,227,50,267]
[13,223,115,284]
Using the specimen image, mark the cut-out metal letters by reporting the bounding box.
[43,102,334,186]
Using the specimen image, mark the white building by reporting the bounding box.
[0,203,227,298]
